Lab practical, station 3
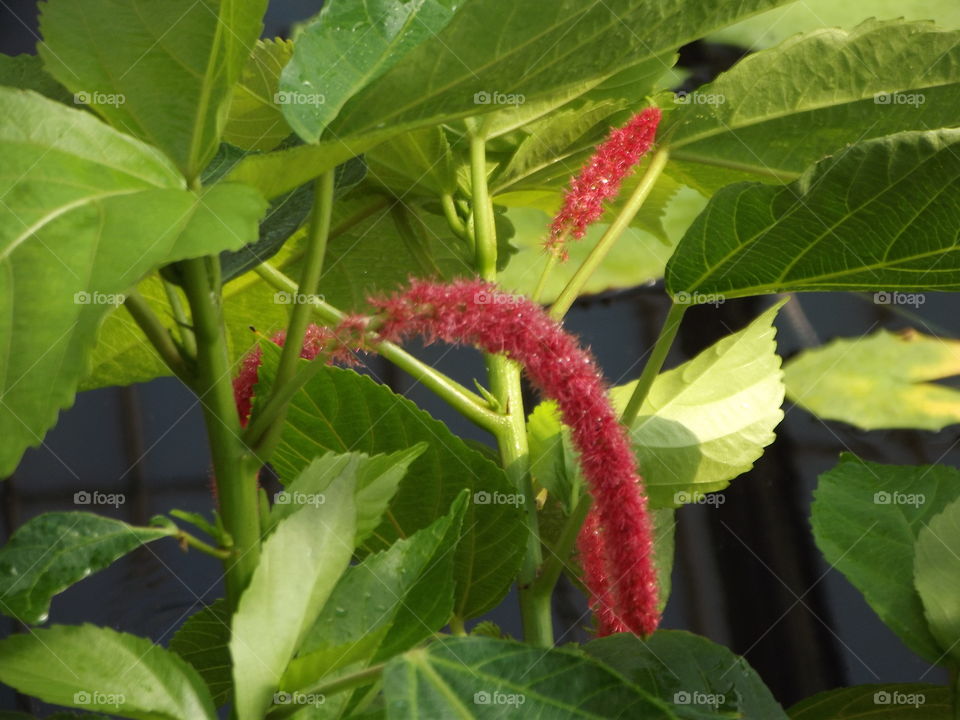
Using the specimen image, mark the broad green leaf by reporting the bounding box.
[366,127,458,198]
[223,39,295,152]
[383,636,678,718]
[256,348,526,619]
[280,0,459,142]
[666,129,960,300]
[527,400,582,516]
[0,53,70,102]
[811,454,960,662]
[283,492,468,690]
[39,0,268,177]
[915,496,960,667]
[586,631,787,719]
[714,1,960,49]
[608,303,784,508]
[0,512,172,625]
[785,329,960,431]
[789,684,949,719]
[169,601,232,707]
[0,624,216,720]
[231,469,356,720]
[267,447,425,544]
[230,0,795,198]
[665,21,960,184]
[0,89,266,477]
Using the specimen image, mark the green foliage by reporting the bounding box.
[0,624,217,719]
[169,601,232,707]
[785,330,960,431]
[914,496,960,667]
[789,684,950,719]
[223,39,295,152]
[0,512,172,625]
[0,53,70,101]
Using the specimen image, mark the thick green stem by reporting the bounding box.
[549,149,670,320]
[180,258,261,607]
[123,290,195,387]
[252,171,335,459]
[621,301,687,427]
[249,263,505,436]
[470,133,551,646]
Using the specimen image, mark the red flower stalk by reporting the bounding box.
[232,279,659,635]
[548,107,662,253]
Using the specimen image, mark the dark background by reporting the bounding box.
[2,0,955,714]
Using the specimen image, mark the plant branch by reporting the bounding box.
[161,279,196,357]
[269,663,386,717]
[175,529,233,559]
[531,492,593,599]
[549,149,670,320]
[620,301,687,427]
[123,289,195,388]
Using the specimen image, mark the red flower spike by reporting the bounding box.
[548,107,662,250]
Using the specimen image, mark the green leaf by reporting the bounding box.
[280,0,459,143]
[383,636,678,718]
[283,491,469,690]
[230,0,795,198]
[231,468,357,720]
[665,20,960,184]
[39,0,268,177]
[789,684,950,719]
[586,631,787,719]
[223,39,295,152]
[609,303,784,508]
[169,601,232,707]
[785,329,960,431]
[0,624,216,720]
[0,53,70,102]
[365,127,458,198]
[0,89,266,477]
[527,401,582,516]
[257,348,526,619]
[811,454,960,662]
[915,496,960,667]
[267,447,425,544]
[666,129,960,300]
[713,1,960,49]
[0,512,172,625]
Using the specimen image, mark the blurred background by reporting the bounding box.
[2,0,958,714]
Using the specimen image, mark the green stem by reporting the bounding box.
[175,529,233,559]
[531,251,559,304]
[531,492,593,598]
[470,133,551,647]
[449,616,466,636]
[620,301,687,427]
[252,171,335,459]
[162,279,196,357]
[549,149,670,320]
[180,257,261,607]
[269,664,386,716]
[441,192,468,240]
[123,290,195,387]
[249,263,505,436]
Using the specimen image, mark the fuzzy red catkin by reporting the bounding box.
[548,107,662,253]
[233,279,659,635]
